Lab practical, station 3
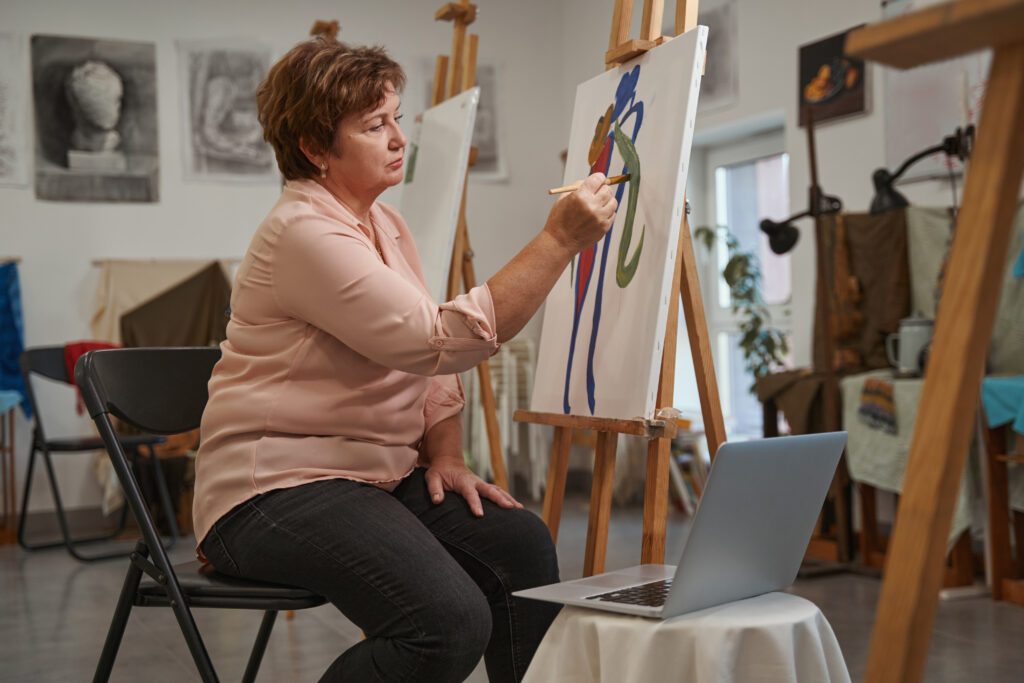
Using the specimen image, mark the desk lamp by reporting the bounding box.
[868,125,975,215]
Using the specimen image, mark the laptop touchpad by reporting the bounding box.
[575,573,639,588]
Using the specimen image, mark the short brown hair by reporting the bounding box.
[257,38,406,180]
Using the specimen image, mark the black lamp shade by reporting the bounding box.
[760,219,800,255]
[869,168,910,215]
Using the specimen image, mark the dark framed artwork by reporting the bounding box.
[31,34,159,202]
[797,26,867,127]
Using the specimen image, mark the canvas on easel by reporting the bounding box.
[400,86,480,303]
[530,27,707,420]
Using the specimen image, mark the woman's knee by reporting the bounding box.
[409,584,492,681]
[505,509,560,586]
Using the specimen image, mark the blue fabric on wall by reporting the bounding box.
[1014,243,1024,278]
[0,262,30,418]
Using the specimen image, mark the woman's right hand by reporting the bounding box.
[542,173,618,255]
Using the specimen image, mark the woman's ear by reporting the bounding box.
[298,137,321,168]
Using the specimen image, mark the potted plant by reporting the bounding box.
[693,225,790,390]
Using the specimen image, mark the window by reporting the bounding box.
[678,132,792,438]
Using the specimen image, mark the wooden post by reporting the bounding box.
[845,3,1024,679]
[434,2,509,492]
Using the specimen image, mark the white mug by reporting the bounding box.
[886,314,934,375]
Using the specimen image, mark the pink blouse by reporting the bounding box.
[192,179,499,545]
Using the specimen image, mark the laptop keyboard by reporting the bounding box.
[585,579,673,607]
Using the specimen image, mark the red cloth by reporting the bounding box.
[64,341,119,413]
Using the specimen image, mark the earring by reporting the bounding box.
[320,162,327,179]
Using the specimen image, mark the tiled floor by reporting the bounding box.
[3,497,1024,681]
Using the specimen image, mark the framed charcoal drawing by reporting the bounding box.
[31,34,159,202]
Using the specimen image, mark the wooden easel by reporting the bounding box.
[515,0,727,576]
[844,1,1024,681]
[432,1,509,491]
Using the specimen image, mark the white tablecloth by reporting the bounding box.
[523,592,850,683]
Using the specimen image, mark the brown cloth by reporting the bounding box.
[755,369,827,435]
[120,261,231,348]
[814,210,910,372]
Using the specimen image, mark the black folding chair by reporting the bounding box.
[17,346,176,561]
[76,347,326,683]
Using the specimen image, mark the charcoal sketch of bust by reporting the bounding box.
[65,60,123,152]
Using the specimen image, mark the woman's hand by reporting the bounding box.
[542,172,618,255]
[425,455,523,517]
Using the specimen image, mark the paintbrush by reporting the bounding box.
[548,173,630,195]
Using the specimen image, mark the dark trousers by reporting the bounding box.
[200,469,561,682]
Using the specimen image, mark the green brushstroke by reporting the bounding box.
[403,143,419,183]
[612,120,644,288]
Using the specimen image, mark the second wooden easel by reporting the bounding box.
[515,0,727,576]
[431,0,509,492]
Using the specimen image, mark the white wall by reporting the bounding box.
[2,0,566,512]
[2,0,998,512]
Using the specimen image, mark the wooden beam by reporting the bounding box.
[676,0,699,35]
[461,34,478,92]
[514,409,681,439]
[435,2,476,23]
[608,0,635,52]
[605,39,658,66]
[677,211,727,460]
[583,431,618,576]
[845,0,1024,70]
[541,426,573,543]
[431,55,449,107]
[640,0,663,42]
[864,41,1024,683]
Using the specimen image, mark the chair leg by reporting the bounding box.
[242,611,279,683]
[93,541,147,682]
[164,572,220,683]
[18,443,130,560]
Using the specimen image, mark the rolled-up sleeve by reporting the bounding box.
[273,214,499,376]
[423,374,466,433]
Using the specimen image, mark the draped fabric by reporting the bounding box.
[120,262,230,348]
[0,262,30,418]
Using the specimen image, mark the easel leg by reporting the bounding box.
[865,43,1024,683]
[641,436,671,564]
[583,432,617,577]
[541,426,573,544]
[475,358,508,491]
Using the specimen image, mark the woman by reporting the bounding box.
[192,38,616,683]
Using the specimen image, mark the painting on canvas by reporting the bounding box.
[400,87,479,303]
[177,39,277,182]
[31,34,159,202]
[530,27,706,420]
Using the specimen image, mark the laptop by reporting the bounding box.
[514,432,847,618]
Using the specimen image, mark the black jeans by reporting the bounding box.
[201,469,561,682]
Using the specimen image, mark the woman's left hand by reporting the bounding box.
[424,456,523,517]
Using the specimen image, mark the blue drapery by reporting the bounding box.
[0,262,30,418]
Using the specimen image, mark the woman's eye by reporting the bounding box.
[370,123,384,132]
[395,114,403,123]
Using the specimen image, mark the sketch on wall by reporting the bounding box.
[177,39,276,182]
[0,34,29,187]
[31,34,159,202]
[695,0,738,112]
[882,0,989,182]
[530,27,707,420]
[400,87,479,303]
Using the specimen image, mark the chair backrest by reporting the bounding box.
[20,346,70,384]
[75,347,220,563]
[75,347,221,435]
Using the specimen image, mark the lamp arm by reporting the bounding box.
[889,143,947,184]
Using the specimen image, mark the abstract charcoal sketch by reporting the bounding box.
[564,65,645,415]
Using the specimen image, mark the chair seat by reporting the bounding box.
[137,560,327,609]
[45,433,165,452]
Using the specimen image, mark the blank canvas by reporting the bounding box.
[530,27,707,420]
[400,87,479,303]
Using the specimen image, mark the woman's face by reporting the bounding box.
[324,84,407,200]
